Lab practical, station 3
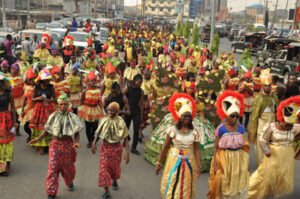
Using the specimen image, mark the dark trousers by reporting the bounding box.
[24,122,32,137]
[125,112,141,151]
[85,121,98,144]
[240,112,250,130]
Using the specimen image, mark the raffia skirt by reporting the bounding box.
[208,149,249,199]
[160,147,197,199]
[248,145,294,199]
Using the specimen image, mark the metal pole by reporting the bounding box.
[27,0,30,27]
[281,0,289,30]
[2,0,6,29]
[209,0,216,48]
[106,0,108,17]
[272,0,278,31]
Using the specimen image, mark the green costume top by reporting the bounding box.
[248,93,279,143]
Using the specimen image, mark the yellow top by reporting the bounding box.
[126,47,133,62]
[141,79,155,96]
[33,49,50,62]
[47,56,64,68]
[85,59,97,70]
[124,67,141,81]
[67,75,81,93]
[103,76,120,97]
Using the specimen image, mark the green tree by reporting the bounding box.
[183,21,191,39]
[192,24,200,45]
[211,33,220,56]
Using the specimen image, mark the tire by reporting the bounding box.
[283,71,290,85]
[231,46,236,53]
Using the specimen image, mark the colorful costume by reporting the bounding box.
[95,115,128,187]
[248,96,300,199]
[248,69,279,165]
[160,93,200,199]
[0,78,14,173]
[29,69,56,147]
[208,91,250,199]
[44,97,83,197]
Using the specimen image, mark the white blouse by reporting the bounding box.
[167,126,201,150]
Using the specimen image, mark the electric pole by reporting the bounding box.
[210,0,216,48]
[2,0,6,28]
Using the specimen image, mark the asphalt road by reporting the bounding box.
[0,39,299,199]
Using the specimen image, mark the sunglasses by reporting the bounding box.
[229,114,240,119]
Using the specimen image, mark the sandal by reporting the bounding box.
[102,192,111,199]
[112,181,118,190]
[68,183,75,192]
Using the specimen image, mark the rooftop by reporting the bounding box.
[247,3,264,9]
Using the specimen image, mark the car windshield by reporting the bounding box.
[69,33,89,42]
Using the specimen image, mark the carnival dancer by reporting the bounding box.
[124,74,144,155]
[10,63,24,136]
[252,66,262,95]
[0,60,11,76]
[29,69,56,155]
[20,68,37,143]
[29,94,82,199]
[66,62,82,114]
[248,69,279,165]
[123,59,141,86]
[151,80,216,172]
[248,96,300,199]
[78,71,103,148]
[238,70,254,129]
[50,65,69,100]
[224,67,239,91]
[92,102,130,199]
[47,49,64,70]
[155,93,201,199]
[101,62,122,98]
[0,73,17,176]
[208,91,250,199]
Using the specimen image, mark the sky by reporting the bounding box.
[124,0,297,12]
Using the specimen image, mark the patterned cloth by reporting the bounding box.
[30,102,56,131]
[0,111,14,144]
[46,138,76,196]
[98,142,123,187]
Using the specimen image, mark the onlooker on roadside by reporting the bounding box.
[70,17,78,32]
[22,34,33,57]
[2,34,17,65]
[285,74,300,99]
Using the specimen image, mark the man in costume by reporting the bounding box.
[29,94,83,199]
[248,69,279,165]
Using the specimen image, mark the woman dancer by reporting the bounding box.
[0,73,17,176]
[155,93,201,199]
[248,96,300,199]
[208,90,250,199]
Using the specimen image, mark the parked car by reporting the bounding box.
[257,36,296,67]
[268,42,300,84]
[231,32,267,54]
[35,23,48,30]
[228,28,241,41]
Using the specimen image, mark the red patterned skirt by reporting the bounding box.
[29,102,56,131]
[0,111,14,144]
[98,142,123,187]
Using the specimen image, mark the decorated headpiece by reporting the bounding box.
[1,60,9,67]
[63,35,74,47]
[243,70,252,78]
[26,68,37,79]
[216,90,245,120]
[228,68,237,77]
[277,96,300,124]
[50,65,61,75]
[106,62,116,74]
[260,69,272,85]
[11,63,20,71]
[87,71,97,80]
[35,69,52,82]
[183,81,196,92]
[87,37,93,46]
[168,93,197,121]
[57,93,70,104]
[40,33,51,48]
[179,54,185,63]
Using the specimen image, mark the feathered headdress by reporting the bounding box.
[63,35,74,47]
[277,96,300,124]
[215,90,245,120]
[168,93,197,121]
[40,33,51,48]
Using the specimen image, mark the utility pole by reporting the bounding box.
[210,0,216,48]
[272,0,278,31]
[27,0,30,28]
[281,0,289,30]
[2,0,6,28]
